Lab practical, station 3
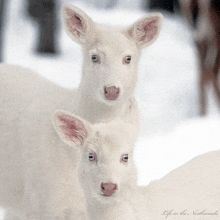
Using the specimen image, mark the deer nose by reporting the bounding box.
[104,86,120,100]
[101,182,117,196]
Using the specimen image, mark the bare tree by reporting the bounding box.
[0,0,5,62]
[148,0,179,13]
[28,0,58,54]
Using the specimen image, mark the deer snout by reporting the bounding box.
[104,86,120,100]
[101,182,117,196]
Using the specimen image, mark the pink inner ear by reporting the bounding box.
[66,9,86,36]
[58,114,87,145]
[137,17,159,44]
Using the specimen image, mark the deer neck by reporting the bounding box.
[86,197,135,220]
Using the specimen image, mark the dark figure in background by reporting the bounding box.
[0,0,5,62]
[28,0,58,54]
[180,0,220,115]
[190,0,199,27]
[149,0,179,13]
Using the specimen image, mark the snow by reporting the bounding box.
[135,116,220,185]
[1,0,220,216]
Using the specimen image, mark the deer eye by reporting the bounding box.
[88,152,96,161]
[91,55,99,63]
[122,154,129,162]
[124,56,131,64]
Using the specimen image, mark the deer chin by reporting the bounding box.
[97,92,122,106]
[103,97,121,105]
[97,192,119,203]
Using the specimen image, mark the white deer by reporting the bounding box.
[54,109,220,220]
[0,4,163,219]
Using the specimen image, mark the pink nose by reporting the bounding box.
[101,182,117,196]
[104,86,120,100]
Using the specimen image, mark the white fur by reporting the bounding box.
[54,111,220,220]
[53,108,142,220]
[147,149,220,220]
[0,4,163,219]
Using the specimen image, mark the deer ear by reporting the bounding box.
[53,110,91,147]
[126,13,163,49]
[62,4,95,44]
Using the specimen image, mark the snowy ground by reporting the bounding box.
[1,0,220,216]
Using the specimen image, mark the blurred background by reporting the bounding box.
[0,0,180,60]
[0,0,220,188]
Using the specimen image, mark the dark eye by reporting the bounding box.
[88,152,96,161]
[122,154,129,162]
[92,55,99,63]
[124,56,131,64]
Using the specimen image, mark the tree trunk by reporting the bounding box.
[28,0,58,54]
[149,0,176,13]
[0,0,5,62]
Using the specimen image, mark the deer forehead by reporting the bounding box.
[86,27,138,55]
[83,132,132,160]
